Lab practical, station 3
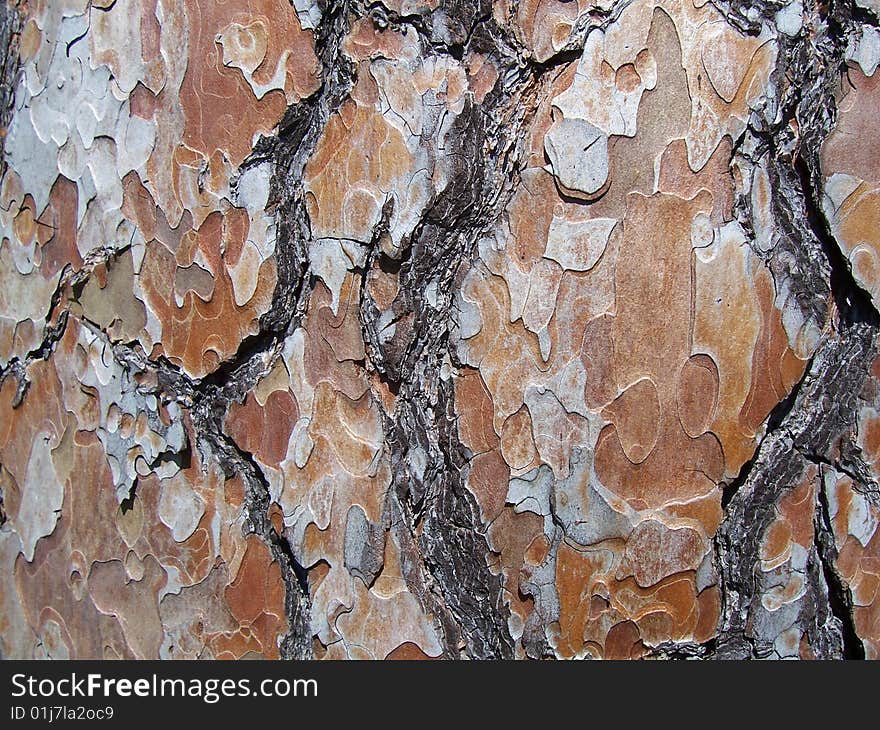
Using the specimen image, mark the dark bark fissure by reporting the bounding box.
[708,0,783,36]
[709,0,880,659]
[364,2,521,660]
[0,240,138,404]
[4,0,880,660]
[3,0,671,660]
[719,348,817,511]
[815,480,867,659]
[357,0,643,659]
[712,324,878,658]
[0,1,22,162]
[168,2,359,659]
[1,1,358,659]
[792,138,879,327]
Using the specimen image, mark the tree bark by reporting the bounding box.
[1,0,879,660]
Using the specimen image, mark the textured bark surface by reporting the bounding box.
[1,0,879,660]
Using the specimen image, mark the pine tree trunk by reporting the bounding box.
[1,0,878,660]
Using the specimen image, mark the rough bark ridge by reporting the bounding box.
[1,0,880,660]
[710,0,880,659]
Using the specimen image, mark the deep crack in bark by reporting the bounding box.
[4,0,880,661]
[711,0,880,659]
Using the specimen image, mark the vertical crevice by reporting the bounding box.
[816,482,867,659]
[710,0,880,659]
